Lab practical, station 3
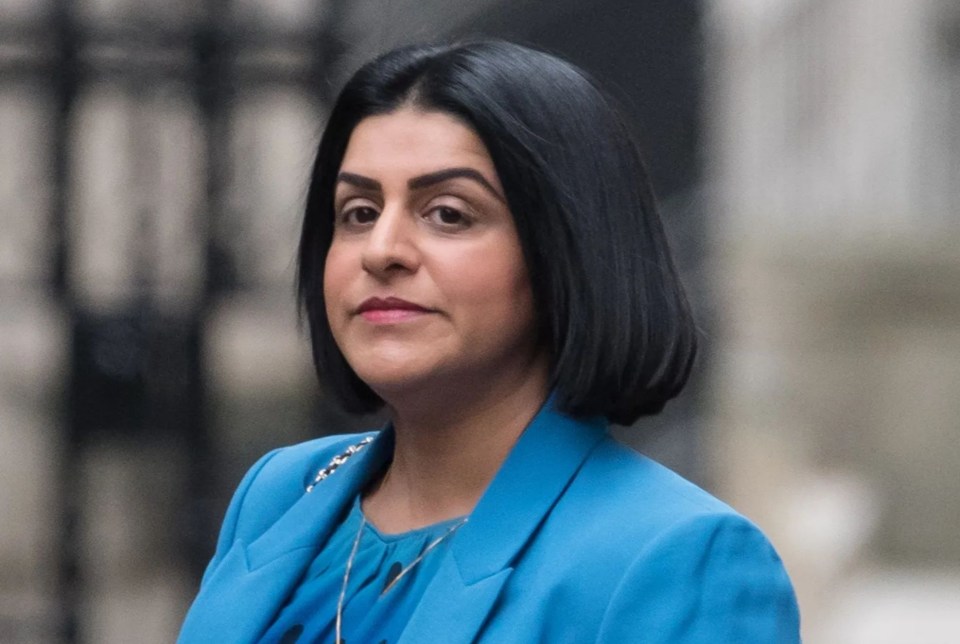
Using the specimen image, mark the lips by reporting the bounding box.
[356,296,433,323]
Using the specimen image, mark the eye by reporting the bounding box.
[339,205,379,226]
[425,205,470,229]
[351,207,379,224]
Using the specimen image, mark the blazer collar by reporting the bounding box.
[246,395,606,579]
[185,399,607,643]
[398,398,607,643]
[450,398,606,583]
[247,397,606,583]
[180,430,392,643]
[245,428,393,571]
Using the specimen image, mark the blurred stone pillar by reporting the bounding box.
[0,73,68,641]
[64,75,206,641]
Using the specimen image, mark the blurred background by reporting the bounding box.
[1,0,958,642]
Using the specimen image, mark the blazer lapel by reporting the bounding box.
[179,542,319,643]
[399,401,607,643]
[179,430,393,644]
[246,429,391,571]
[399,553,512,644]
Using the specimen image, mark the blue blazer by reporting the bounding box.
[179,402,800,643]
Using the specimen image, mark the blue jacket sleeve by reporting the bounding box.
[596,513,801,643]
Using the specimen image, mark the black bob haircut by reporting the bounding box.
[298,40,697,426]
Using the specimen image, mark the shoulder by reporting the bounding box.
[574,437,789,571]
[485,434,800,641]
[526,434,791,578]
[562,436,742,537]
[573,438,800,642]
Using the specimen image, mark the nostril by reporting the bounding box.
[361,242,418,276]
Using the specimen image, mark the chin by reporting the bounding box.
[344,341,448,384]
[355,363,466,406]
[350,361,439,394]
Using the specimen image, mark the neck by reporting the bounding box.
[361,362,549,534]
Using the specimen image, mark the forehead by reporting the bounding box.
[340,108,498,181]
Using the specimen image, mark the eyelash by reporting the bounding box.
[339,205,378,226]
[335,202,474,230]
[425,205,471,228]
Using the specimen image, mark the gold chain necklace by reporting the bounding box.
[335,512,468,642]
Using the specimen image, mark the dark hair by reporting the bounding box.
[298,40,697,425]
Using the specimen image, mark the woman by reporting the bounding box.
[179,41,800,643]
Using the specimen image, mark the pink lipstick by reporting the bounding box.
[356,297,432,323]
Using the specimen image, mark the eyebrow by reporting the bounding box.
[408,167,504,201]
[337,172,381,191]
[336,167,505,202]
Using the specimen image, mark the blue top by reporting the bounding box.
[261,496,465,644]
[179,400,801,643]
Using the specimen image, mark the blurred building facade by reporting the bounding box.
[706,0,960,641]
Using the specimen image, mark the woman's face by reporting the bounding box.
[323,107,543,403]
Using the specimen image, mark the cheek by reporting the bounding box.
[322,247,350,319]
[445,243,533,320]
[496,251,538,335]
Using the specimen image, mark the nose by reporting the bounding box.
[360,207,419,277]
